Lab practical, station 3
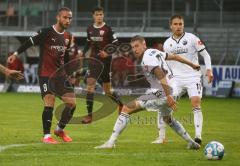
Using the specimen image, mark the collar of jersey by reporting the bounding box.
[171,32,185,44]
[93,22,106,29]
[52,25,65,34]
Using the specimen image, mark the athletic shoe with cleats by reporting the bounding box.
[194,137,202,145]
[151,137,167,144]
[94,141,116,149]
[187,141,201,150]
[42,136,58,144]
[54,130,72,142]
[82,115,92,124]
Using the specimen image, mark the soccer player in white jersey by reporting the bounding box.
[95,35,201,149]
[152,15,213,145]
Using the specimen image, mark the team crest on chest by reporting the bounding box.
[182,39,188,45]
[100,30,105,36]
[65,39,69,46]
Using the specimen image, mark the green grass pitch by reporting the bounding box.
[0,93,239,166]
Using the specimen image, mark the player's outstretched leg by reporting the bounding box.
[152,111,167,144]
[95,112,130,149]
[163,115,200,150]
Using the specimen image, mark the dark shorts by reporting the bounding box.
[87,56,112,83]
[39,76,74,98]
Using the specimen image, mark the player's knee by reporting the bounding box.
[121,105,131,114]
[191,97,201,108]
[87,86,95,93]
[43,95,55,107]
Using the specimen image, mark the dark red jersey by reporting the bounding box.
[17,26,72,77]
[85,23,118,58]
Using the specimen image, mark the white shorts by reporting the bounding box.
[170,77,202,98]
[136,91,172,116]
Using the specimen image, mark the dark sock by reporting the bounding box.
[42,107,53,135]
[86,92,94,116]
[108,91,123,106]
[58,106,76,129]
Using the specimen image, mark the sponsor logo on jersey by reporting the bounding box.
[90,36,103,41]
[171,47,188,54]
[51,45,65,52]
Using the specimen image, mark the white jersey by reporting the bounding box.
[141,48,173,97]
[163,32,205,78]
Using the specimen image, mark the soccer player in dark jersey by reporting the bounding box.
[81,7,123,124]
[8,7,76,144]
[0,64,23,80]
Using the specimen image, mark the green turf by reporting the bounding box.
[0,93,239,166]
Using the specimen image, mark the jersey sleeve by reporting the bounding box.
[163,41,168,53]
[108,26,118,44]
[192,34,205,52]
[83,28,91,55]
[142,50,163,73]
[16,29,45,55]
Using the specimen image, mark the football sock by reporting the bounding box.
[107,91,123,107]
[58,106,76,130]
[108,112,130,144]
[44,134,51,139]
[42,107,53,135]
[86,92,94,116]
[193,107,203,139]
[158,112,166,139]
[169,118,194,143]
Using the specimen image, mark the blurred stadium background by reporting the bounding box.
[0,0,240,97]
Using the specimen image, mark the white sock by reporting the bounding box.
[44,134,51,139]
[169,119,194,143]
[56,124,63,132]
[108,112,130,145]
[158,112,166,139]
[193,108,203,139]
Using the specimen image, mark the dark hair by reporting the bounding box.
[58,7,71,14]
[92,6,104,14]
[169,14,184,25]
[130,35,145,43]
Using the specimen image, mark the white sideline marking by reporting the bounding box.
[0,143,40,153]
[0,142,98,153]
[0,140,175,153]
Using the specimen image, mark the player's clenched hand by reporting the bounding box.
[99,50,108,58]
[7,54,17,63]
[167,95,177,111]
[191,64,201,71]
[206,69,214,83]
[6,69,24,80]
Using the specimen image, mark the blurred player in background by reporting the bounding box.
[81,7,123,124]
[95,35,201,149]
[152,15,213,145]
[0,64,23,80]
[8,7,77,144]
